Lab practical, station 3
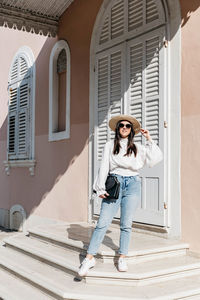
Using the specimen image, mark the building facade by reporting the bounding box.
[0,0,200,252]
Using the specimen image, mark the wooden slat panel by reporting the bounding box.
[100,15,109,45]
[111,0,124,39]
[146,0,159,24]
[20,57,29,78]
[19,81,29,108]
[18,110,28,156]
[128,0,143,31]
[97,110,108,161]
[146,36,159,97]
[145,99,159,144]
[110,51,122,140]
[8,114,16,155]
[10,59,18,82]
[130,43,143,101]
[9,86,18,112]
[97,56,109,160]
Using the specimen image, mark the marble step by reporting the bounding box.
[0,268,54,300]
[28,223,189,263]
[1,243,200,300]
[0,245,83,300]
[179,296,200,300]
[4,234,80,276]
[3,234,200,287]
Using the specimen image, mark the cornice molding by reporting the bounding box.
[0,5,58,36]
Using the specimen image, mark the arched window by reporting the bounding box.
[92,0,168,226]
[49,40,71,141]
[6,47,35,169]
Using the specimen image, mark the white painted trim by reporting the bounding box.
[165,0,182,239]
[4,160,36,176]
[49,40,71,142]
[89,0,182,237]
[7,46,36,165]
[10,204,26,232]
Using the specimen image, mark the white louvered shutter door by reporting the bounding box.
[127,27,165,226]
[93,0,167,226]
[8,55,31,160]
[94,45,124,214]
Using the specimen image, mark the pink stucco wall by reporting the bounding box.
[1,0,200,255]
[0,0,102,223]
[0,26,89,222]
[180,0,200,253]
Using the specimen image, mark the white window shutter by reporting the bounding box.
[93,0,167,225]
[99,15,109,45]
[8,56,32,161]
[8,113,17,157]
[17,79,30,159]
[145,35,160,144]
[10,59,18,82]
[128,0,143,31]
[95,47,123,162]
[96,56,109,161]
[18,110,28,158]
[146,0,159,24]
[111,0,124,39]
[9,85,18,112]
[19,57,29,78]
[128,42,143,143]
[98,0,165,48]
[109,50,123,140]
[8,82,18,159]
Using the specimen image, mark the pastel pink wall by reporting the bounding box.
[0,26,89,222]
[0,0,102,224]
[0,0,103,224]
[180,0,200,252]
[1,0,200,254]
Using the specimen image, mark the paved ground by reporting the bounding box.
[0,227,19,245]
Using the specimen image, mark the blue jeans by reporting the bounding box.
[87,174,141,255]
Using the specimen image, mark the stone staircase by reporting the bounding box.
[0,222,200,299]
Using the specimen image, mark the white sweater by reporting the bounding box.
[93,138,163,196]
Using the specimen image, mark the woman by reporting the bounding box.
[78,114,163,277]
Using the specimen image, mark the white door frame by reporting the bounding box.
[88,0,182,238]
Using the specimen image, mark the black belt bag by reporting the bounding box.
[105,174,120,200]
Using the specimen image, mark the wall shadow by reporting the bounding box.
[0,0,199,228]
[180,0,200,27]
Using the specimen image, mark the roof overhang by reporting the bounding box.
[0,0,74,36]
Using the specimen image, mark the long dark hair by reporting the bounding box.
[113,120,137,157]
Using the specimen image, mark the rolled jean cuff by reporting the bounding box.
[118,251,128,255]
[86,250,97,255]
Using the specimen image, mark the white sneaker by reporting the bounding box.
[78,257,96,277]
[118,257,128,272]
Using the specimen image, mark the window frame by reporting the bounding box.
[49,40,71,141]
[4,46,36,176]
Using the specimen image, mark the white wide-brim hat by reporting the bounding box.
[109,114,141,135]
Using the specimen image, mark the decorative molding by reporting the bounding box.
[49,40,71,141]
[4,160,36,176]
[7,46,36,168]
[0,5,58,36]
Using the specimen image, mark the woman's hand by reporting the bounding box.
[99,192,110,199]
[140,128,152,141]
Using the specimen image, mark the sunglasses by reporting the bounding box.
[118,123,132,129]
